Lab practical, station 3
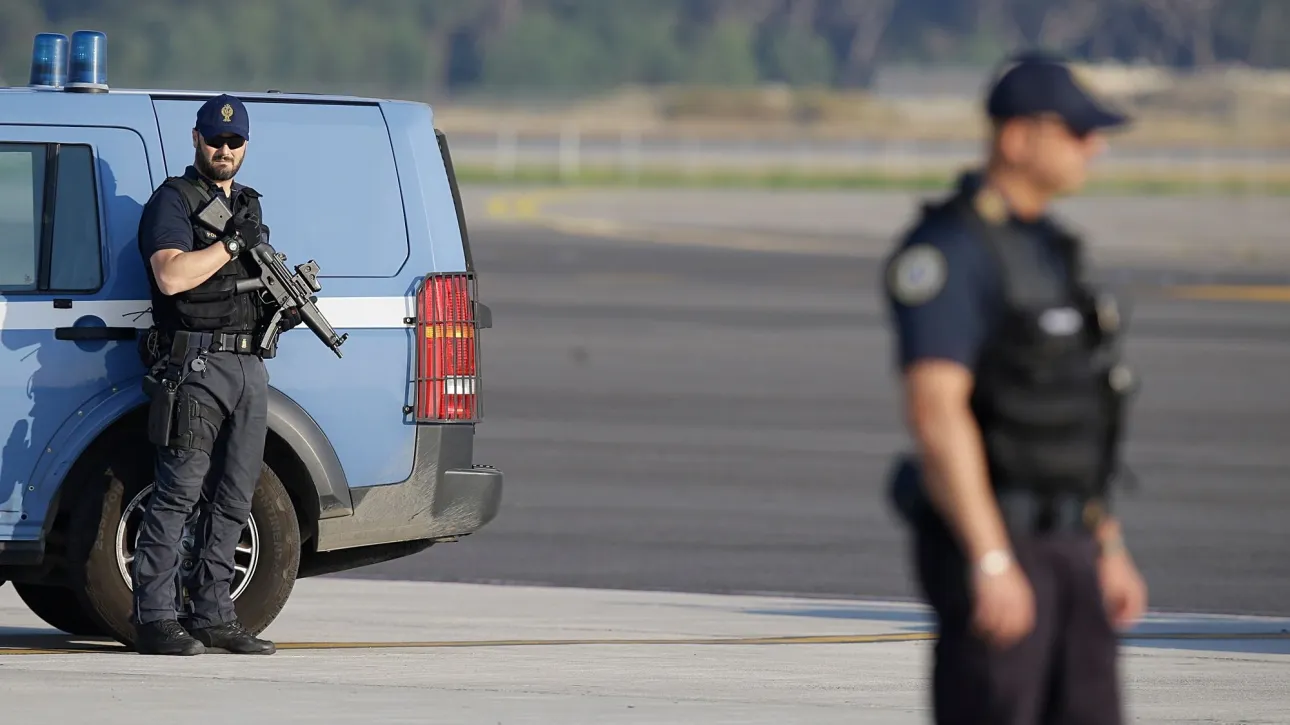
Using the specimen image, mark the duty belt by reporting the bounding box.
[994,489,1104,535]
[173,329,259,355]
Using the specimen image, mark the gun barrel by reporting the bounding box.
[299,302,348,358]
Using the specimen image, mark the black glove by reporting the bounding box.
[278,306,303,331]
[233,211,263,250]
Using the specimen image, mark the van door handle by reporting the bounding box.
[55,326,138,341]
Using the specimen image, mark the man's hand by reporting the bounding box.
[233,211,262,250]
[971,553,1036,649]
[904,360,1028,649]
[278,306,303,332]
[1098,540,1147,629]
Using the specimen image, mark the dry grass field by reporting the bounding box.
[433,64,1290,150]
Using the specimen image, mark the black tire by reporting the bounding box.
[12,582,105,636]
[67,441,301,648]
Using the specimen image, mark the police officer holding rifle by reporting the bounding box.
[132,94,345,656]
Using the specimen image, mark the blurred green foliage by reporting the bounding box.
[2,0,1287,97]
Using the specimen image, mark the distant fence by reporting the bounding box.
[444,127,1290,194]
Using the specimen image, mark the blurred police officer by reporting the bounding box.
[133,94,293,656]
[882,52,1149,724]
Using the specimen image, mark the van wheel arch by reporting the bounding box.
[53,403,323,551]
[46,406,318,647]
[63,428,301,647]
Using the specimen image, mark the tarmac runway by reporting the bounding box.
[336,221,1290,618]
[4,578,1287,723]
[4,205,1288,723]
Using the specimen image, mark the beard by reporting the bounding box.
[195,149,242,181]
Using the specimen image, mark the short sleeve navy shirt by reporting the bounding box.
[137,167,246,262]
[881,176,1076,372]
[137,184,196,260]
[882,213,1002,371]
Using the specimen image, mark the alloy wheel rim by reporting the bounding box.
[115,484,260,603]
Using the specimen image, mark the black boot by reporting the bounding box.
[135,619,205,656]
[188,620,276,655]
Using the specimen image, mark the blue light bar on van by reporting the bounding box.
[29,33,69,90]
[66,30,108,93]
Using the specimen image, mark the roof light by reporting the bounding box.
[29,33,69,90]
[66,30,108,93]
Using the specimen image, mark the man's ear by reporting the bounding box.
[994,118,1029,165]
[191,128,200,149]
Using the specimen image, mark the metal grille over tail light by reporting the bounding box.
[413,272,481,422]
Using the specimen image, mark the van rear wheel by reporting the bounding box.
[67,441,301,648]
[12,582,105,636]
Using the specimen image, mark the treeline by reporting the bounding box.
[2,0,1287,96]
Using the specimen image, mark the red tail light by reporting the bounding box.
[414,272,481,422]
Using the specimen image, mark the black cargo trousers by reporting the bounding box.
[132,330,268,630]
[913,494,1123,725]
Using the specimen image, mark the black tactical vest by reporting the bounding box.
[936,191,1134,500]
[141,170,264,335]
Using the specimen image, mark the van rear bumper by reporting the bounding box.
[313,424,502,552]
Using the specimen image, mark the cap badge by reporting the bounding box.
[221,103,234,122]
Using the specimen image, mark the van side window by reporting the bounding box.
[0,142,102,294]
[0,144,44,291]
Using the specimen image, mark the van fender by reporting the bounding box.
[263,385,354,519]
[23,379,152,541]
[24,377,353,542]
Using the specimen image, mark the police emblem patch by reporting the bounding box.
[888,244,947,306]
[221,103,234,122]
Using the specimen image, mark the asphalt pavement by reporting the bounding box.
[335,224,1290,617]
[8,579,1286,723]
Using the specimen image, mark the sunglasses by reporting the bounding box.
[203,134,246,150]
[1026,113,1094,141]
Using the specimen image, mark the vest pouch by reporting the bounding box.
[986,429,1105,494]
[174,272,239,331]
[985,381,1102,431]
[1006,306,1089,353]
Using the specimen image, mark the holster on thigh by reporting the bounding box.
[143,368,177,448]
[166,388,226,455]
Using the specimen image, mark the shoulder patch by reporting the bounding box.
[887,244,948,306]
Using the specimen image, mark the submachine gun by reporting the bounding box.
[194,195,349,358]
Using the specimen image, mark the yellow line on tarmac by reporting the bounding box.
[484,190,572,222]
[481,189,872,256]
[1,630,1287,656]
[1165,285,1290,303]
[274,633,939,650]
[0,632,934,656]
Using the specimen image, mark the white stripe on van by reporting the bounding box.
[0,297,416,331]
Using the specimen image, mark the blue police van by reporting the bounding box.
[0,31,502,646]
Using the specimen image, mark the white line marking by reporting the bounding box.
[0,297,415,331]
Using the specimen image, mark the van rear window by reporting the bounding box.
[151,99,411,278]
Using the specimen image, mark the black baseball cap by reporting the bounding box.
[985,52,1129,135]
[195,94,250,141]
